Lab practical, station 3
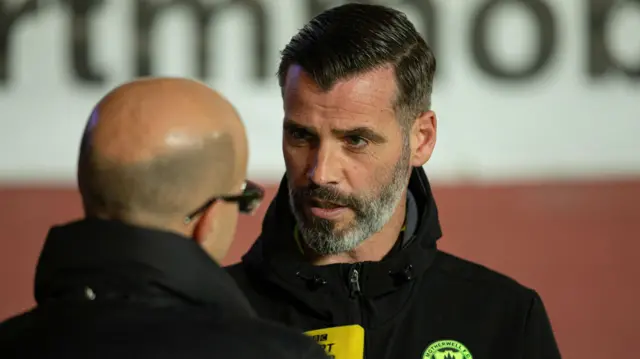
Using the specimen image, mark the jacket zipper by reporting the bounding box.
[349,265,362,298]
[348,264,366,358]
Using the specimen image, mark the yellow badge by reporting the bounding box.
[305,324,365,359]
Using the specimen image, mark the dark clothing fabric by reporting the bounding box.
[226,168,562,359]
[0,218,327,359]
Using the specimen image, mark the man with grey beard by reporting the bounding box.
[226,4,561,359]
[288,137,411,256]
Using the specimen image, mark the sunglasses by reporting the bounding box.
[184,180,265,224]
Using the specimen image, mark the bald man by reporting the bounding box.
[0,78,328,359]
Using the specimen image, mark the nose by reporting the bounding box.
[307,144,340,186]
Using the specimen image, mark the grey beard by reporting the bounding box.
[289,147,411,256]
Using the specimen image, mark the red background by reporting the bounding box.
[1,179,639,357]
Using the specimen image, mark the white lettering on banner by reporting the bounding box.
[0,0,638,183]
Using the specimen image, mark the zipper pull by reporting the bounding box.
[349,267,361,297]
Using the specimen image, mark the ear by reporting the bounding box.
[409,110,437,167]
[192,201,219,245]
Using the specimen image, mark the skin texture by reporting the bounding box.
[282,65,437,265]
[77,77,248,262]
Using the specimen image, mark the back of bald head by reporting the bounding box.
[77,77,247,226]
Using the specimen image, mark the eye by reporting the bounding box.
[285,127,317,148]
[291,129,308,139]
[286,128,310,140]
[344,135,369,148]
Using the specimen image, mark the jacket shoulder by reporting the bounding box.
[224,262,255,293]
[224,262,245,279]
[429,251,561,358]
[0,309,36,345]
[224,261,281,312]
[0,305,326,359]
[432,250,536,297]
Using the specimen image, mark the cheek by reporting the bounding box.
[343,160,377,191]
[218,204,239,242]
[355,158,397,190]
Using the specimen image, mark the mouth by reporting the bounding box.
[307,199,348,219]
[309,199,345,209]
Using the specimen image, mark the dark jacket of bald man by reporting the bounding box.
[0,218,328,359]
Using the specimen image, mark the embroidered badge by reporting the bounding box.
[422,339,473,359]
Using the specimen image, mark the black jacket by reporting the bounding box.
[226,168,562,359]
[0,218,327,359]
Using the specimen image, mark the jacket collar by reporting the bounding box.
[241,167,442,299]
[35,218,255,316]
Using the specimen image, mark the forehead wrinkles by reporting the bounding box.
[285,67,396,119]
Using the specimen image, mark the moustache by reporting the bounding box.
[292,185,360,209]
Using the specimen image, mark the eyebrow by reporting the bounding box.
[332,126,387,143]
[283,119,316,135]
[283,118,387,143]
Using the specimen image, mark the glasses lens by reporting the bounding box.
[239,181,264,214]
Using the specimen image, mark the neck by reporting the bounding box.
[311,194,407,265]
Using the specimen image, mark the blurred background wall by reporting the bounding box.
[0,0,639,357]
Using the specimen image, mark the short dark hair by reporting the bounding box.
[277,3,436,128]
